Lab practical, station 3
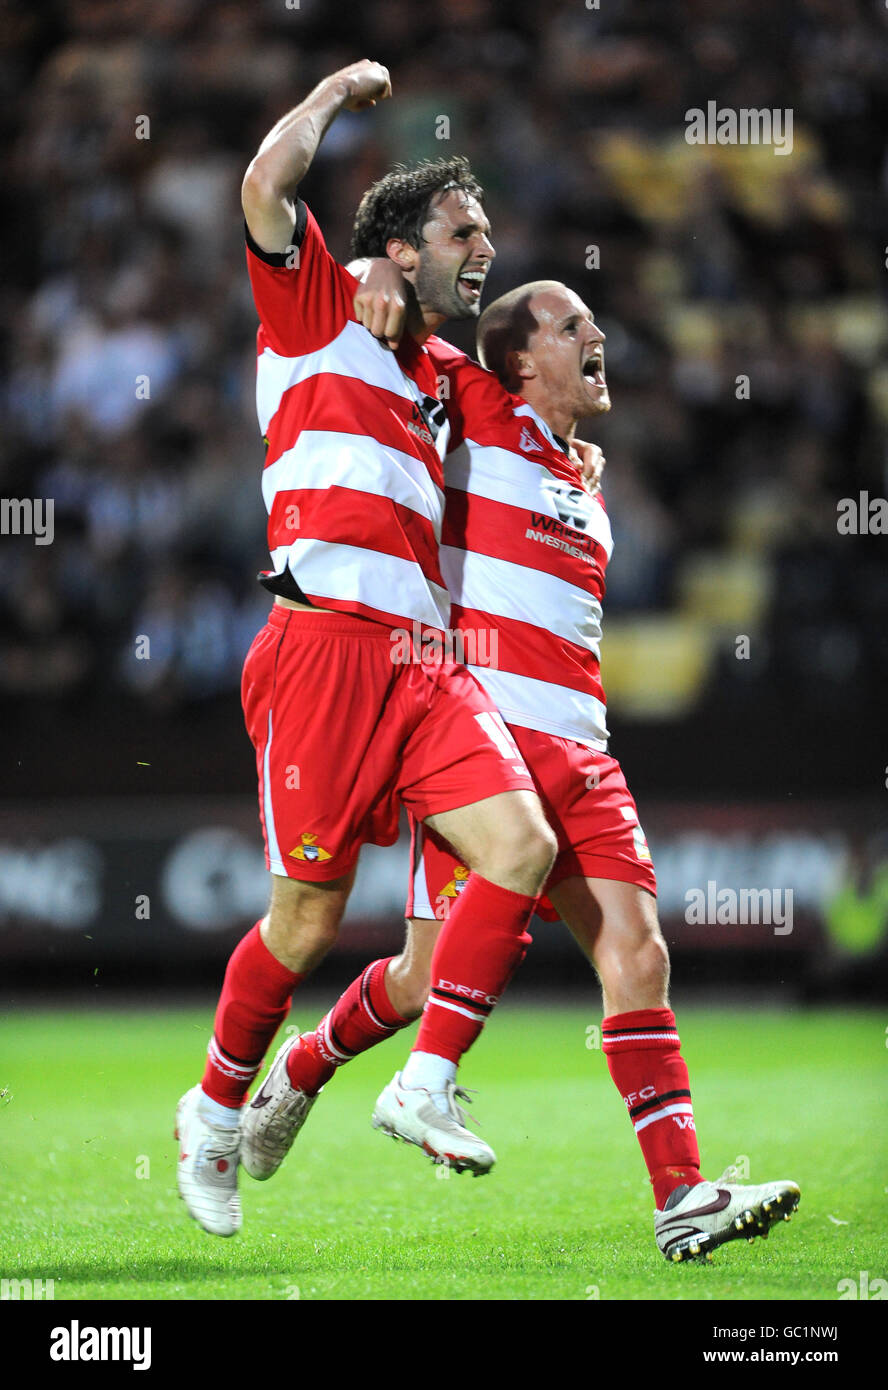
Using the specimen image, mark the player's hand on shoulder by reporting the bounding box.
[572,439,606,496]
[350,257,407,350]
[334,60,392,111]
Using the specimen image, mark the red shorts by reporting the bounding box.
[242,605,536,881]
[408,725,657,920]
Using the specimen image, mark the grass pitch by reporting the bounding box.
[0,1002,883,1302]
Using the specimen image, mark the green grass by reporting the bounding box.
[0,1003,884,1301]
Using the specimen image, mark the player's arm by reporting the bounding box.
[241,60,392,255]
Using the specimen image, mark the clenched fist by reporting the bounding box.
[351,257,408,349]
[571,439,606,496]
[333,60,392,112]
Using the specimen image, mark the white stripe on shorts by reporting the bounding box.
[263,707,286,875]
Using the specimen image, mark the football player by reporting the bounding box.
[176,61,559,1238]
[244,270,801,1262]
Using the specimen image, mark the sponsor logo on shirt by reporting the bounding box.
[407,405,434,447]
[525,512,599,564]
[407,397,447,448]
[521,479,605,563]
[519,426,543,453]
[540,478,598,532]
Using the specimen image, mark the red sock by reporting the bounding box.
[602,1007,705,1209]
[287,957,409,1094]
[413,873,535,1063]
[202,922,304,1108]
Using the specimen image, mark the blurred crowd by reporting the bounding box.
[1,0,886,744]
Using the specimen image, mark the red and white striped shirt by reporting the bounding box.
[429,340,613,749]
[246,200,451,629]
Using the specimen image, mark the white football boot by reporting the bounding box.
[655,1164,801,1262]
[372,1072,495,1175]
[240,1035,321,1181]
[175,1085,242,1237]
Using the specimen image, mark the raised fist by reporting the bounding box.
[335,60,392,112]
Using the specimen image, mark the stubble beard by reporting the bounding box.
[414,256,479,323]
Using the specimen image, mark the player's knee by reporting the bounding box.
[264,882,345,968]
[481,813,557,895]
[265,908,339,961]
[524,818,558,885]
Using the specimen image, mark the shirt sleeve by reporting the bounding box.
[244,198,359,357]
[425,339,474,450]
[427,341,512,452]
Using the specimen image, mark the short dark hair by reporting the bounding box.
[351,155,484,258]
[477,284,550,390]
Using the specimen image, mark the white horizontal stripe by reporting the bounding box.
[607,1032,679,1043]
[207,1047,255,1078]
[256,320,413,435]
[446,441,556,507]
[441,546,603,653]
[634,1103,694,1134]
[446,441,613,559]
[427,996,488,1024]
[263,431,444,529]
[469,665,609,748]
[268,539,450,629]
[207,1039,259,1079]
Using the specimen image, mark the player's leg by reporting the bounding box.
[177,607,385,1232]
[177,871,353,1233]
[374,692,557,1171]
[397,704,555,1088]
[386,918,442,1017]
[549,873,800,1261]
[392,787,550,1072]
[287,915,439,1091]
[426,785,556,894]
[547,874,702,1201]
[203,870,354,1111]
[551,874,669,1012]
[280,820,462,1112]
[373,664,556,1169]
[237,617,539,1183]
[399,786,555,1083]
[240,917,438,1180]
[243,811,449,1182]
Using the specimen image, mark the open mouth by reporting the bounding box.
[457,268,487,300]
[582,348,606,387]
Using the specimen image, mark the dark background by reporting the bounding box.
[1,0,886,993]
